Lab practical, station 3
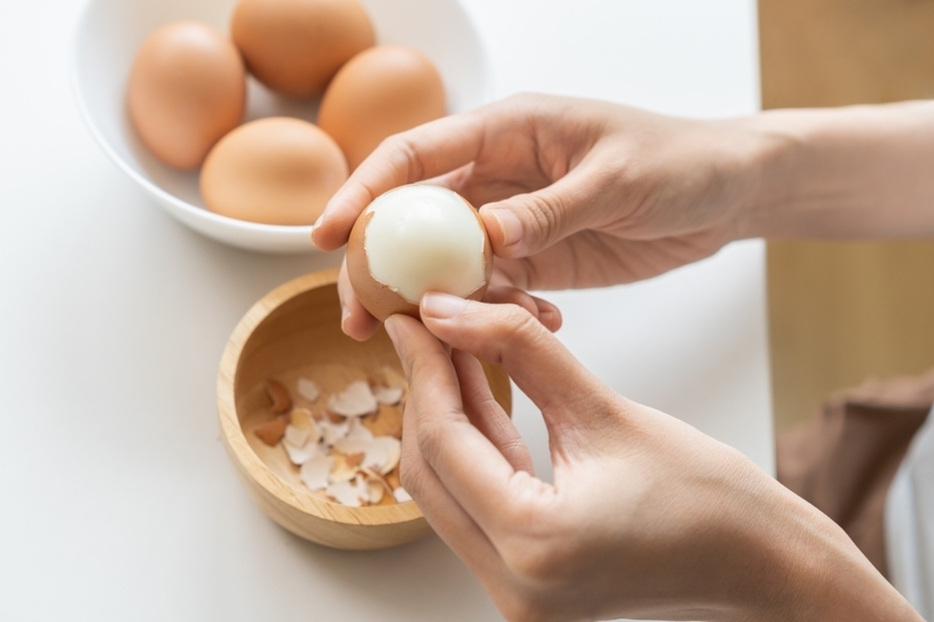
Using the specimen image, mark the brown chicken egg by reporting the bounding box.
[127,21,246,170]
[317,45,446,170]
[231,0,375,98]
[200,117,348,225]
[346,185,492,321]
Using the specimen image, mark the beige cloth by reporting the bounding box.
[777,369,934,578]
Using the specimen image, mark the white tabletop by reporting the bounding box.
[0,1,770,620]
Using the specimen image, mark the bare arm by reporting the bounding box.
[743,100,934,239]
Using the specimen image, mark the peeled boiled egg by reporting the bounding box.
[200,117,348,225]
[127,21,246,170]
[346,185,492,321]
[231,0,375,98]
[317,46,446,170]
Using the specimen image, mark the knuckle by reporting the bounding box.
[380,133,426,182]
[524,191,566,246]
[494,305,545,351]
[414,414,451,463]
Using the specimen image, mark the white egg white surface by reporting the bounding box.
[363,185,487,303]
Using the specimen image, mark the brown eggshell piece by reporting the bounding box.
[347,210,419,321]
[127,21,246,170]
[346,188,493,322]
[318,46,446,170]
[200,117,348,226]
[231,0,375,98]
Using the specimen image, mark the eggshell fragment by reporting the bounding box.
[329,456,358,484]
[373,385,403,406]
[393,487,412,503]
[327,477,368,507]
[347,185,493,321]
[319,418,350,445]
[289,407,316,432]
[231,0,374,98]
[127,21,246,170]
[373,436,402,475]
[367,479,385,505]
[296,378,320,402]
[345,418,374,441]
[265,378,292,413]
[200,117,348,225]
[327,380,378,417]
[300,454,332,491]
[284,438,319,465]
[254,414,288,446]
[317,45,446,169]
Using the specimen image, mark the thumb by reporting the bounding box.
[478,163,605,259]
[419,292,617,450]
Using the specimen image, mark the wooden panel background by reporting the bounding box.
[759,0,934,431]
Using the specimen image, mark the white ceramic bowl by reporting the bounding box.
[71,0,492,254]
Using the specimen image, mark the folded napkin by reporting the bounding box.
[777,369,934,577]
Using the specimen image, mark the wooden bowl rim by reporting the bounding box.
[217,267,425,527]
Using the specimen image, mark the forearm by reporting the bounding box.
[738,100,934,239]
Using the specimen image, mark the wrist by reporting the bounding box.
[739,483,921,622]
[701,114,794,244]
[726,110,806,241]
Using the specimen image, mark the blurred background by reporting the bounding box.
[760,0,934,432]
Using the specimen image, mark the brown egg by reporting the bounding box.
[317,46,446,170]
[200,117,348,225]
[346,185,492,321]
[231,0,374,98]
[127,21,246,170]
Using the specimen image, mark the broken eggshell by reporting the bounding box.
[327,379,378,417]
[346,185,493,322]
[217,268,513,549]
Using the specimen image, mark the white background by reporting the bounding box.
[0,0,770,620]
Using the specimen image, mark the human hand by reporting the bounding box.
[384,293,923,622]
[312,93,768,340]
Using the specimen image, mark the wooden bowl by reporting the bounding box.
[217,268,511,550]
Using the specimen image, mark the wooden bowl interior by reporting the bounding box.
[235,282,409,500]
[221,271,512,548]
[232,277,512,515]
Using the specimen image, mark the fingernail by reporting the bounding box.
[309,217,323,247]
[384,315,400,343]
[340,304,350,332]
[484,208,523,247]
[540,307,560,332]
[421,292,468,319]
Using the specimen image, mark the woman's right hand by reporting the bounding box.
[312,94,771,339]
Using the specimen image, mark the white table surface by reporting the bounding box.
[0,1,771,620]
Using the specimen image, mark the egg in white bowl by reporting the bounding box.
[70,0,492,254]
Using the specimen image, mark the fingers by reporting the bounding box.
[336,256,380,341]
[482,286,563,333]
[311,113,487,252]
[396,367,505,581]
[451,349,535,475]
[418,293,611,438]
[337,254,562,340]
[478,157,611,259]
[386,314,528,536]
